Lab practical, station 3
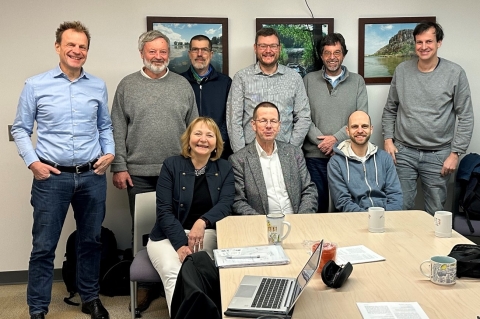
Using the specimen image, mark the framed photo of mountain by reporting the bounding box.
[358,16,436,84]
[147,17,229,75]
[256,18,334,77]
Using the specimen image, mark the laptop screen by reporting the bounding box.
[291,240,323,305]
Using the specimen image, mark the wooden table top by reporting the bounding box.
[216,211,479,319]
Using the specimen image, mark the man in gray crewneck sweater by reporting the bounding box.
[110,30,197,313]
[382,21,474,215]
[303,33,368,212]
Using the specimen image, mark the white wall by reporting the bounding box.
[1,0,479,272]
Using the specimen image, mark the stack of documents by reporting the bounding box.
[213,245,290,268]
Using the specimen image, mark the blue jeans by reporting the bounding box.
[28,171,106,315]
[394,142,451,215]
[305,157,330,212]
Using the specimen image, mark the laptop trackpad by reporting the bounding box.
[237,285,257,298]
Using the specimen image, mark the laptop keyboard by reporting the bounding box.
[251,278,288,309]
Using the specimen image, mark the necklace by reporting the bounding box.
[194,164,207,176]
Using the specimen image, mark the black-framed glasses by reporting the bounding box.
[253,119,280,126]
[190,47,212,54]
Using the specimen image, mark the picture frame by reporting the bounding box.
[358,16,436,84]
[147,16,229,75]
[256,18,334,77]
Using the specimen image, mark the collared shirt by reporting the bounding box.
[324,66,345,88]
[11,65,115,167]
[255,140,294,214]
[227,62,311,152]
[140,67,169,79]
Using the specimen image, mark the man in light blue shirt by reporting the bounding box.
[11,21,114,319]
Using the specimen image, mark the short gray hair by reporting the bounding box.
[138,30,170,51]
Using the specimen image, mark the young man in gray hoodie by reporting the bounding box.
[328,111,402,212]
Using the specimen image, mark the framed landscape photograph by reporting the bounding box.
[358,16,436,84]
[147,17,229,75]
[256,18,334,77]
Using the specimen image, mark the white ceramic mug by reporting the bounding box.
[434,211,452,238]
[420,256,456,285]
[266,213,291,245]
[368,207,385,233]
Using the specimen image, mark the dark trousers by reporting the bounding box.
[306,157,330,213]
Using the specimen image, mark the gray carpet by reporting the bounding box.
[0,282,169,319]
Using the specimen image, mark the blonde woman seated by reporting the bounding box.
[147,117,234,313]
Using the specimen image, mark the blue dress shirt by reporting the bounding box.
[11,65,115,167]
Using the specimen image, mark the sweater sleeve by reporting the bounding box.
[110,81,128,172]
[289,75,311,147]
[451,68,474,153]
[382,69,400,141]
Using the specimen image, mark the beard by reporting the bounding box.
[144,58,169,74]
[350,134,371,146]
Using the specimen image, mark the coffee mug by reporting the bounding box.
[266,213,291,245]
[368,207,385,233]
[419,256,456,285]
[434,211,452,238]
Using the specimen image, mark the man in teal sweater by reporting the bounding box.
[303,33,368,212]
[382,21,474,215]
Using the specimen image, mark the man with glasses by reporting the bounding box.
[227,27,311,153]
[303,33,368,212]
[110,30,197,314]
[181,35,233,159]
[229,102,317,215]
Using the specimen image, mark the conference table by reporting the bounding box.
[216,211,480,318]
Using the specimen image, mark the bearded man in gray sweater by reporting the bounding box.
[303,33,368,212]
[110,30,198,312]
[382,21,474,215]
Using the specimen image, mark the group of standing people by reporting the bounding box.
[11,19,473,319]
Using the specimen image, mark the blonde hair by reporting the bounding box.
[181,117,224,161]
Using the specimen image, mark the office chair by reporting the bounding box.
[130,191,164,319]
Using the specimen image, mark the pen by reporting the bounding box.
[227,255,262,259]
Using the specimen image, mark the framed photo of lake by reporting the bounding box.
[358,16,436,84]
[256,18,334,77]
[147,17,229,75]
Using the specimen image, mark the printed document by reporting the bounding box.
[336,245,385,264]
[357,302,429,319]
[213,244,290,268]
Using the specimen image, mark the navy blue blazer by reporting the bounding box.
[149,156,234,251]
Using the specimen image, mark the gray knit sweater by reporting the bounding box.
[382,58,474,153]
[303,66,368,158]
[110,70,198,176]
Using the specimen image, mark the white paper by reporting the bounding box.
[336,245,385,265]
[357,302,429,319]
[213,245,290,268]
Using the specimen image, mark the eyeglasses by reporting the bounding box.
[322,50,343,58]
[190,47,212,54]
[256,43,280,51]
[253,119,280,126]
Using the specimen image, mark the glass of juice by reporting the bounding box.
[312,241,337,273]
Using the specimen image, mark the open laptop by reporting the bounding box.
[225,240,323,318]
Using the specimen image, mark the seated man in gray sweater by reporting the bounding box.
[328,111,402,212]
